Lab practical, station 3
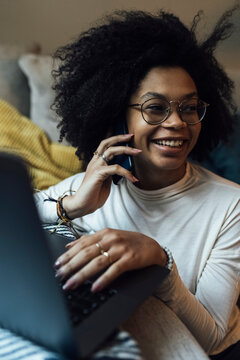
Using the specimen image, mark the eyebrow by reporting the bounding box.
[140,91,199,101]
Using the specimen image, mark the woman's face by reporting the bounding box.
[126,66,201,190]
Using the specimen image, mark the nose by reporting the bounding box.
[161,108,187,129]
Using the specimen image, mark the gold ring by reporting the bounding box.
[96,242,103,254]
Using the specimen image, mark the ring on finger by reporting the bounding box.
[93,151,101,157]
[101,153,109,165]
[102,250,111,264]
[96,242,104,254]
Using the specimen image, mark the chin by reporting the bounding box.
[152,156,187,170]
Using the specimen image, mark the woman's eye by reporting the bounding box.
[146,105,167,112]
[182,104,198,113]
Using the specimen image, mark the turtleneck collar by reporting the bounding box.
[125,162,197,201]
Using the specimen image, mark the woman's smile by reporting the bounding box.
[150,137,188,155]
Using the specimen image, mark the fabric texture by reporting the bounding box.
[34,162,240,355]
[0,328,142,360]
[209,340,240,360]
[0,100,82,190]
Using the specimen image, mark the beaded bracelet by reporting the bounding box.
[163,246,173,271]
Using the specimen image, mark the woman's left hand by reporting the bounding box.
[54,228,167,292]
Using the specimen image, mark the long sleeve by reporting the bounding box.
[34,172,87,232]
[154,200,240,354]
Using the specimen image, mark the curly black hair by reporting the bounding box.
[52,7,238,169]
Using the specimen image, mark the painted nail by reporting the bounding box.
[55,268,64,279]
[132,176,139,182]
[132,149,142,153]
[62,278,76,291]
[54,260,61,269]
[65,242,74,249]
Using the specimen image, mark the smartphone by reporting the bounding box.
[110,122,133,185]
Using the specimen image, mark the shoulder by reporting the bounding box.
[190,162,240,192]
[188,162,240,211]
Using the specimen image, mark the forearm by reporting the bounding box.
[154,263,224,353]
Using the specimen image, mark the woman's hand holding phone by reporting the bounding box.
[62,133,142,219]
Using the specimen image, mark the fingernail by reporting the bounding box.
[54,260,61,269]
[132,149,142,153]
[65,242,74,249]
[132,176,139,182]
[91,279,102,293]
[55,268,64,279]
[124,133,134,136]
[62,277,76,291]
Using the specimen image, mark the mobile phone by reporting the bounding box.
[110,122,133,185]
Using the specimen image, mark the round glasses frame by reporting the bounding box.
[128,97,210,125]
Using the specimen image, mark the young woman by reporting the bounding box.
[35,8,240,359]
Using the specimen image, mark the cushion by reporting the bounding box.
[0,99,82,190]
[19,54,69,145]
[0,43,40,117]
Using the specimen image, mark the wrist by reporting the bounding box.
[61,195,84,220]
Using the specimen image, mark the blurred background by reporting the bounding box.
[1,0,239,67]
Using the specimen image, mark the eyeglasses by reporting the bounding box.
[128,97,210,125]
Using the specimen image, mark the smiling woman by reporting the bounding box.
[126,66,202,190]
[35,7,240,360]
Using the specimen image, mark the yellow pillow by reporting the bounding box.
[0,99,83,190]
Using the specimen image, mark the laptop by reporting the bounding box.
[0,152,169,359]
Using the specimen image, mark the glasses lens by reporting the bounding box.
[180,99,207,124]
[142,98,169,124]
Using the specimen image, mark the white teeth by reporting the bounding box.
[154,139,183,147]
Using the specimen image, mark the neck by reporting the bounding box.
[133,163,187,190]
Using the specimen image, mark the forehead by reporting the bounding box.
[136,66,197,101]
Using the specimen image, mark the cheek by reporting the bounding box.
[126,113,141,145]
[126,111,135,134]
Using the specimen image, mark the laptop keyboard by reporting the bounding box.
[62,280,118,326]
[43,227,118,326]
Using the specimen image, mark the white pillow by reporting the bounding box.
[0,43,40,116]
[19,54,69,144]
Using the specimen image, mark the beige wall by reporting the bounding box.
[0,0,239,68]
